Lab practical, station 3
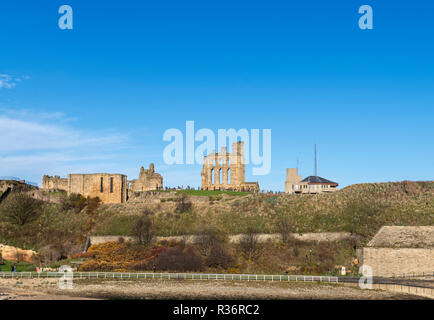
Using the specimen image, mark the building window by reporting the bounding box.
[100,177,104,193]
[110,177,114,193]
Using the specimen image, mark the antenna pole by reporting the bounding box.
[314,144,317,176]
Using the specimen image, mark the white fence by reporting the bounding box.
[0,271,339,283]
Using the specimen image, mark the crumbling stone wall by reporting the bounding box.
[0,180,37,193]
[41,164,164,204]
[68,173,127,204]
[42,175,68,192]
[129,163,163,192]
[201,141,259,192]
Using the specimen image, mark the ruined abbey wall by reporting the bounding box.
[68,173,127,204]
[42,175,68,192]
[41,164,164,204]
[0,180,37,195]
[129,163,163,192]
[201,141,259,192]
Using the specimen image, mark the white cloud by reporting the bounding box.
[0,75,16,89]
[0,111,130,184]
[0,116,126,153]
[0,74,29,89]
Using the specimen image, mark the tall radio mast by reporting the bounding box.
[314,144,317,176]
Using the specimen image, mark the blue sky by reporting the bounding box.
[0,0,433,190]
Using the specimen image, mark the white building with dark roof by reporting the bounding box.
[284,168,338,194]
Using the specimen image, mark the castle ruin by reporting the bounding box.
[42,175,68,192]
[42,164,163,204]
[201,141,259,192]
[68,173,128,204]
[129,163,163,192]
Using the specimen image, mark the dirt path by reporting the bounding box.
[0,278,427,300]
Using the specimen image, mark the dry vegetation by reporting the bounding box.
[72,235,357,276]
[0,181,433,274]
[95,181,434,242]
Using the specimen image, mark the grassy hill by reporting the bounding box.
[0,181,433,251]
[93,181,434,242]
[1,181,432,275]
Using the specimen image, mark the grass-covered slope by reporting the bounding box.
[94,181,434,241]
[1,181,433,251]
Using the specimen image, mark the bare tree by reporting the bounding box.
[195,225,227,256]
[154,246,203,272]
[131,215,154,245]
[239,226,262,261]
[205,242,234,269]
[277,217,292,243]
[0,192,42,226]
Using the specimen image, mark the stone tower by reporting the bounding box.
[130,163,163,192]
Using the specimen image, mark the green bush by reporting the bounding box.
[61,193,87,213]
